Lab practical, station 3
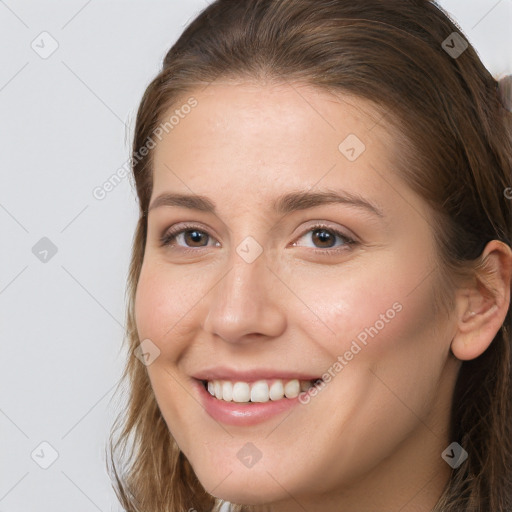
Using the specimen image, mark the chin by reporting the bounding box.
[191,457,301,506]
[210,484,287,507]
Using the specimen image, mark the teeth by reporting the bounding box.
[222,381,233,402]
[232,382,250,402]
[205,378,316,403]
[250,380,269,402]
[214,381,222,400]
[269,380,284,400]
[284,379,300,398]
[300,380,313,392]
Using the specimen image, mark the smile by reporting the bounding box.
[203,378,321,403]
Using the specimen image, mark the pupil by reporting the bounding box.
[313,229,334,248]
[183,229,336,248]
[186,230,206,246]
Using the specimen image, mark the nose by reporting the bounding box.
[201,243,286,345]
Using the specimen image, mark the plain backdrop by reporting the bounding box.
[0,1,510,510]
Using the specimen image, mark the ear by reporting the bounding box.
[451,240,512,361]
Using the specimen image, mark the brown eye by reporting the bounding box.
[311,228,337,248]
[292,224,357,253]
[182,229,209,247]
[160,224,219,249]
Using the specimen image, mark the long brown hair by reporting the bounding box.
[107,1,512,510]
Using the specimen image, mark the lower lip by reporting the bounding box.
[193,379,302,426]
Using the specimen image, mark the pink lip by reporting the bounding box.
[192,378,303,426]
[191,366,321,383]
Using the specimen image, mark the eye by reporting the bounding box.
[160,223,219,250]
[159,222,357,254]
[291,223,357,254]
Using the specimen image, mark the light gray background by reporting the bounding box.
[0,1,510,511]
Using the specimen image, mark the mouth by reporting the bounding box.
[200,377,323,403]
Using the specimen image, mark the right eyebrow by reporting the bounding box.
[148,193,215,213]
[147,189,384,218]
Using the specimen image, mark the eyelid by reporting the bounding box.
[159,222,219,248]
[290,222,357,251]
[291,220,356,243]
[160,220,358,254]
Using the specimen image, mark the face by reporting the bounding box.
[134,81,460,510]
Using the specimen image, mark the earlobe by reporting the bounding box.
[450,240,512,361]
[451,302,500,361]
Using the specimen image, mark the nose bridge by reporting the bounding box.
[202,233,285,344]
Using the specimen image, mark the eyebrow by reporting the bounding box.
[147,189,384,217]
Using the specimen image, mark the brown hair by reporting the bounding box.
[107,1,512,510]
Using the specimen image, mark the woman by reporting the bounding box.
[108,1,512,510]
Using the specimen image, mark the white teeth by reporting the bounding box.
[222,381,233,402]
[232,382,250,402]
[205,378,315,403]
[214,381,222,400]
[250,380,269,403]
[269,380,284,400]
[284,379,300,398]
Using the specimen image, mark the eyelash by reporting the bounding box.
[159,222,357,255]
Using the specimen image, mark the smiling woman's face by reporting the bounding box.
[134,82,461,510]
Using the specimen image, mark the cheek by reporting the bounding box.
[134,259,216,358]
[133,262,205,444]
[134,263,188,346]
[134,265,166,342]
[287,245,441,373]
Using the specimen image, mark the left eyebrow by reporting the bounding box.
[147,188,384,218]
[272,189,384,218]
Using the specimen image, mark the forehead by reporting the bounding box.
[149,80,412,216]
[154,81,395,163]
[164,80,389,142]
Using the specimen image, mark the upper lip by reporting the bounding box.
[191,367,322,383]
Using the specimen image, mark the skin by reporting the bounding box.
[134,81,512,511]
